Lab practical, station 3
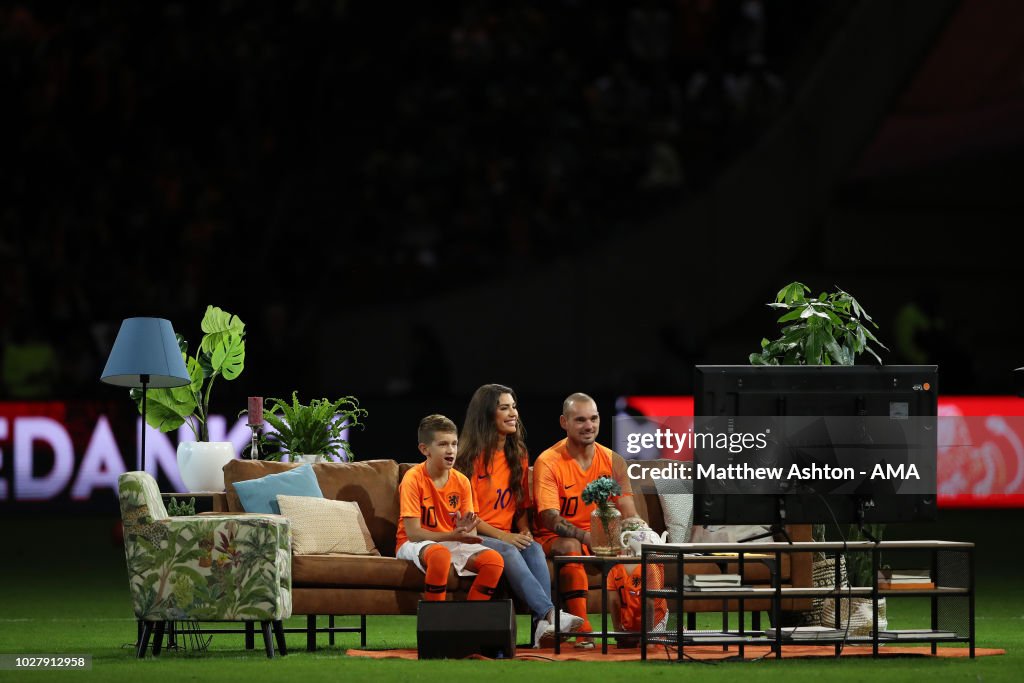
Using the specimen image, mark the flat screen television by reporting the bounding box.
[693,365,938,533]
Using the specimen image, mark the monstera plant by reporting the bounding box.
[129,305,245,492]
[131,305,245,442]
[750,282,888,585]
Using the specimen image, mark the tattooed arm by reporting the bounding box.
[539,509,592,547]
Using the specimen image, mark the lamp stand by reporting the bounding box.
[140,374,150,473]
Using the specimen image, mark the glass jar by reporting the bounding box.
[589,503,622,556]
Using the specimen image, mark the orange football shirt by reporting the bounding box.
[606,563,667,631]
[470,450,531,533]
[532,439,632,543]
[396,462,476,551]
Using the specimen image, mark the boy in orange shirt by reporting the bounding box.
[396,414,504,601]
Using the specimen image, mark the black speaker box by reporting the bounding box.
[416,599,516,659]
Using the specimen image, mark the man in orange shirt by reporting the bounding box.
[396,414,504,602]
[534,393,639,647]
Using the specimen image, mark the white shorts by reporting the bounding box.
[396,539,487,577]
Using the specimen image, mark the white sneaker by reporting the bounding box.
[532,618,552,648]
[558,610,585,633]
[533,611,585,648]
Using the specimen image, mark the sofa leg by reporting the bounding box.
[137,621,154,658]
[165,621,176,650]
[152,621,166,656]
[329,615,335,645]
[245,620,255,649]
[360,615,367,648]
[272,620,287,656]
[306,614,317,652]
[260,620,275,658]
[752,611,761,630]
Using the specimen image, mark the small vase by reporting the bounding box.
[589,503,622,557]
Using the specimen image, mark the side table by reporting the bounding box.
[552,555,646,654]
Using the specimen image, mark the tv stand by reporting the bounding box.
[640,540,976,661]
[855,497,880,543]
[740,496,793,544]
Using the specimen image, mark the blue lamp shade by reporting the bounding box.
[100,317,191,388]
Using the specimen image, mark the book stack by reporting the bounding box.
[765,626,846,641]
[875,629,958,640]
[878,569,935,590]
[684,573,746,590]
[682,630,750,643]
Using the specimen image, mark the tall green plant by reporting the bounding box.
[749,282,888,582]
[130,305,245,441]
[260,392,368,461]
[749,282,886,366]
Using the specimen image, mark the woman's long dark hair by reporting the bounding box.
[456,383,528,508]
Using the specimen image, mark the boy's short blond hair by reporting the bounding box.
[418,414,457,445]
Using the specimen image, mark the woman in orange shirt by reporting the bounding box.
[456,383,582,648]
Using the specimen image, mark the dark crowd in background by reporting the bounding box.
[5,0,982,405]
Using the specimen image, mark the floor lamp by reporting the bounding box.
[101,318,191,473]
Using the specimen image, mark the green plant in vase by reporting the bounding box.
[131,305,246,441]
[582,476,623,556]
[750,281,888,586]
[258,391,368,463]
[129,305,246,492]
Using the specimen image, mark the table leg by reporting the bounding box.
[555,562,562,655]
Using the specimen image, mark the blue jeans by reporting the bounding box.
[480,536,553,620]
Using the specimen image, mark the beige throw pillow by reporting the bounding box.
[276,495,379,556]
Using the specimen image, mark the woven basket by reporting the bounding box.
[820,597,888,636]
[803,554,849,625]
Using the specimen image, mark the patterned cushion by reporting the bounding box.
[276,494,379,556]
[233,463,323,513]
[656,477,694,543]
[660,495,694,543]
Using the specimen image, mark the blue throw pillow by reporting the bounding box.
[234,463,324,514]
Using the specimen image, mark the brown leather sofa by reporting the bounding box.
[220,458,812,646]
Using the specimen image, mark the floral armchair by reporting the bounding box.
[117,471,292,658]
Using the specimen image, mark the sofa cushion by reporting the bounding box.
[292,554,470,591]
[224,459,402,556]
[277,495,379,556]
[233,463,323,514]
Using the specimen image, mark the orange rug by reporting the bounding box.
[347,644,1003,662]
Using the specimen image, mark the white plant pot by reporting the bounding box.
[176,441,236,492]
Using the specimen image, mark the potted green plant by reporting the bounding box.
[750,282,889,625]
[749,281,886,368]
[255,392,368,463]
[131,305,246,492]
